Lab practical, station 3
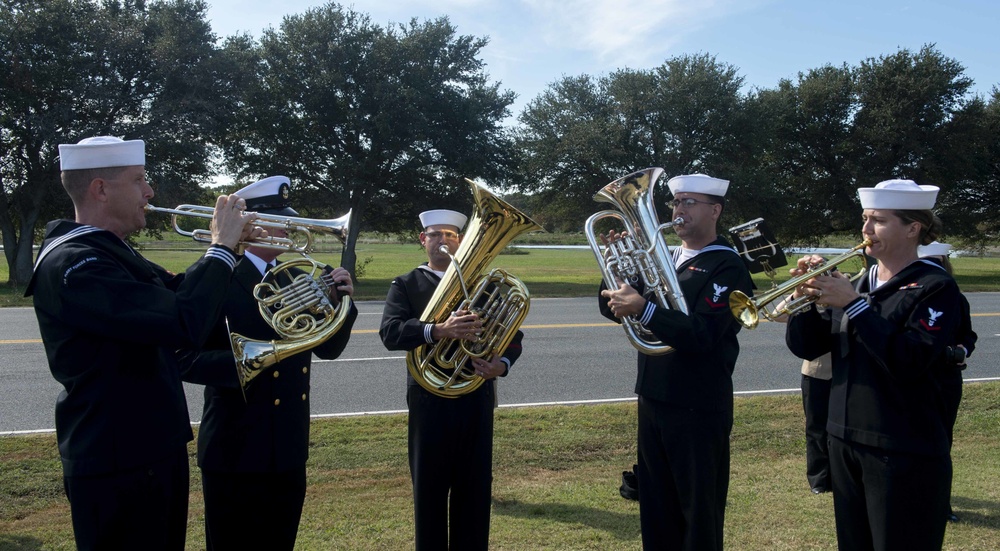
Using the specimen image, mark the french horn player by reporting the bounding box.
[594,169,752,551]
[379,182,536,550]
[177,176,357,551]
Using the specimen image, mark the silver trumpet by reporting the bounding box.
[144,203,350,254]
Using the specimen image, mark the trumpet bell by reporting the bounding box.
[729,290,759,329]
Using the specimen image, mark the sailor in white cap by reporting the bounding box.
[25,136,258,549]
[379,207,523,549]
[598,170,752,550]
[785,178,973,550]
[178,175,356,551]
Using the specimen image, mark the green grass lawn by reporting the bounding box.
[2,383,998,550]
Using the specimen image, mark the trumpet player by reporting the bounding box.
[26,136,260,550]
[784,180,973,551]
[379,209,524,550]
[178,176,357,551]
[598,174,752,551]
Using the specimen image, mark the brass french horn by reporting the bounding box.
[406,179,543,398]
[230,256,354,392]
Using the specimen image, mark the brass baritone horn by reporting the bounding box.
[144,203,350,254]
[406,179,543,398]
[584,168,689,356]
[728,239,872,329]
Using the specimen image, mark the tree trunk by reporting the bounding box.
[340,193,366,281]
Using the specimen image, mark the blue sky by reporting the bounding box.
[205,0,1000,120]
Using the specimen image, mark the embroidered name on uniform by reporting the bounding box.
[688,266,708,273]
[705,282,728,308]
[919,307,944,331]
[63,256,98,284]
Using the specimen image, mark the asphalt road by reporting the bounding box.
[3,295,998,433]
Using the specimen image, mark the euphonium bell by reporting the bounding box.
[584,168,689,356]
[729,239,871,329]
[406,179,543,398]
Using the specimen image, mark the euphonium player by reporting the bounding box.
[26,136,260,550]
[178,176,357,551]
[598,173,752,551]
[379,209,524,550]
[785,180,974,550]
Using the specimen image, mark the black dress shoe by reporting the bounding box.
[811,486,829,494]
[947,512,960,523]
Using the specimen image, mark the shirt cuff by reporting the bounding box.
[423,323,435,343]
[638,300,656,326]
[204,245,238,270]
[500,357,511,377]
[844,297,869,319]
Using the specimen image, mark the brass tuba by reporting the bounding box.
[584,167,689,356]
[406,179,543,398]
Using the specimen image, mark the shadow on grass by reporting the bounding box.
[951,495,1000,530]
[492,497,640,541]
[0,535,45,550]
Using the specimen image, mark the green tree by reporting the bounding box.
[215,3,516,277]
[747,65,857,244]
[0,0,232,287]
[515,54,746,232]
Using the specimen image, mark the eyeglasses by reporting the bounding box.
[667,198,716,209]
[424,230,460,240]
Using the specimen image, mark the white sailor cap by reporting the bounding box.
[858,179,939,210]
[59,136,145,170]
[918,241,952,258]
[419,209,467,230]
[235,175,297,216]
[666,173,729,198]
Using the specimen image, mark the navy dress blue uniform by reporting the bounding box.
[599,236,752,551]
[380,263,523,551]
[787,261,967,550]
[178,176,358,551]
[27,220,239,550]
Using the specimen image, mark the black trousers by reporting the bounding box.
[828,436,950,551]
[63,445,189,551]
[636,396,732,551]
[802,374,832,490]
[407,382,495,551]
[201,467,307,551]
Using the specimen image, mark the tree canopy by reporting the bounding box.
[3,1,998,288]
[214,4,516,275]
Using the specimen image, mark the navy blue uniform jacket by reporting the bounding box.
[26,220,234,476]
[599,236,753,413]
[179,258,358,472]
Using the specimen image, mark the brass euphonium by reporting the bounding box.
[406,179,543,398]
[229,211,354,393]
[584,167,689,356]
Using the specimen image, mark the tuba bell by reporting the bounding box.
[584,167,689,356]
[406,179,543,398]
